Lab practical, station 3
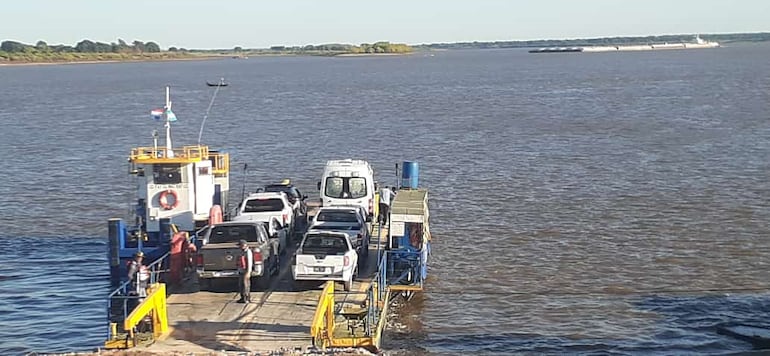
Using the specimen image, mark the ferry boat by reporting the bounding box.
[103,91,432,353]
[105,86,230,347]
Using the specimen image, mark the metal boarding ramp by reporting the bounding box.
[104,220,202,349]
[310,188,430,351]
[104,256,170,349]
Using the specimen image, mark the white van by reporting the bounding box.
[318,159,375,220]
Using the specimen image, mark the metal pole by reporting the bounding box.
[164,86,173,156]
[236,163,248,217]
[395,163,399,190]
[377,223,382,267]
[152,130,159,157]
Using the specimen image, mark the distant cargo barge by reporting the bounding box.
[529,35,719,53]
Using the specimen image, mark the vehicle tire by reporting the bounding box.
[254,274,271,291]
[358,253,366,269]
[272,255,280,276]
[198,277,211,291]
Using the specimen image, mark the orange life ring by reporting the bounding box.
[159,189,179,210]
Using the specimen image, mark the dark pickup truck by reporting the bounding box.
[196,221,280,290]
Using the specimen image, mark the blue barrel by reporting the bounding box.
[401,161,419,189]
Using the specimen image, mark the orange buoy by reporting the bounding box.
[159,189,179,210]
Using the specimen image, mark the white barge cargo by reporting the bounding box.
[530,35,719,53]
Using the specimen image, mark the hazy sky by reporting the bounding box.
[3,0,768,49]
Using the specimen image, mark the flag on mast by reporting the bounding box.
[165,108,177,122]
[150,108,164,120]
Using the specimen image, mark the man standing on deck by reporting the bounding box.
[379,186,394,225]
[127,251,150,300]
[236,239,253,304]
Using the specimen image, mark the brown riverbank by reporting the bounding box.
[0,55,227,67]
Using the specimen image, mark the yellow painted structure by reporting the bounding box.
[104,283,169,349]
[129,145,229,176]
[309,281,392,351]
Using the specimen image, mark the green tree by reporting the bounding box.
[75,39,96,52]
[94,42,112,53]
[144,41,160,53]
[233,46,242,52]
[132,40,145,53]
[168,46,178,52]
[35,40,48,51]
[1,40,27,53]
[117,38,130,53]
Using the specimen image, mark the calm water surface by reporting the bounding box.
[1,45,770,354]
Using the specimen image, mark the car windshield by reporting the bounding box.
[265,185,298,196]
[316,211,359,223]
[324,177,367,199]
[301,234,348,255]
[243,198,284,212]
[311,224,362,231]
[265,186,299,203]
[208,225,258,244]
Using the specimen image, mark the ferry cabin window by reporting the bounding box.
[208,225,258,244]
[324,177,367,199]
[153,165,182,184]
[243,198,285,213]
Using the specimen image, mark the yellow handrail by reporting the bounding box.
[211,152,229,176]
[130,145,211,161]
[124,283,169,340]
[310,281,336,348]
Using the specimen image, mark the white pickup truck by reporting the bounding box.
[233,192,294,253]
[293,231,358,291]
[309,206,369,259]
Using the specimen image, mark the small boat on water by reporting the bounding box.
[206,78,228,87]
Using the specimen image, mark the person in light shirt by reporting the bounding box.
[379,186,394,225]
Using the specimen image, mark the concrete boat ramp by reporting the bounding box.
[143,229,387,354]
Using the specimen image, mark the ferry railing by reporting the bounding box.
[129,145,210,161]
[105,252,170,346]
[310,278,389,350]
[384,249,424,290]
[210,152,229,176]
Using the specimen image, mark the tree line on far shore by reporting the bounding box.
[0,39,199,62]
[267,41,412,54]
[0,39,174,54]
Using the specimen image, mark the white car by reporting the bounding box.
[293,231,358,291]
[309,206,369,258]
[233,192,295,234]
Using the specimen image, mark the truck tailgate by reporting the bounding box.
[200,245,240,272]
[295,254,347,275]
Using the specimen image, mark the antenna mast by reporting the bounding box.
[164,86,174,157]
